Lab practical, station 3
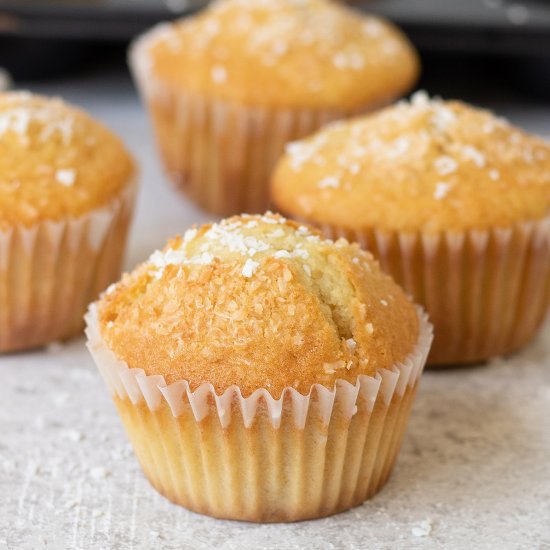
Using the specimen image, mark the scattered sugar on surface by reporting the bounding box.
[63,429,84,443]
[411,519,433,537]
[90,466,111,480]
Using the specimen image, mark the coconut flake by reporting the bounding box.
[55,169,76,187]
[434,182,451,200]
[211,65,227,84]
[434,156,458,176]
[489,169,500,181]
[462,145,486,167]
[317,176,340,189]
[410,90,430,107]
[242,259,259,278]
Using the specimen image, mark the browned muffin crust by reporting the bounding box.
[0,92,135,230]
[272,91,550,233]
[97,214,419,397]
[134,0,419,109]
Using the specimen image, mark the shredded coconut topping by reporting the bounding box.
[323,360,347,374]
[346,338,357,351]
[0,93,75,145]
[147,213,338,280]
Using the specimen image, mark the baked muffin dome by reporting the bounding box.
[0,91,134,229]
[97,214,419,397]
[136,0,419,110]
[272,91,550,233]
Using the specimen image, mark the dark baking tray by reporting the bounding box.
[0,0,549,56]
[0,0,205,40]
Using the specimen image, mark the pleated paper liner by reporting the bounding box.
[129,30,396,217]
[85,304,432,523]
[0,183,137,353]
[315,217,550,365]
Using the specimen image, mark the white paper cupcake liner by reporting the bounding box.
[0,184,136,352]
[85,303,432,522]
[128,29,394,217]
[317,216,550,365]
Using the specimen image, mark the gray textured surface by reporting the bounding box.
[0,71,549,550]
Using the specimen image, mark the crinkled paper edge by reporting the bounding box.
[85,302,432,429]
[0,182,137,270]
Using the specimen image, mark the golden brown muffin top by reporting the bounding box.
[97,214,419,397]
[0,92,135,230]
[132,0,419,109]
[272,91,550,233]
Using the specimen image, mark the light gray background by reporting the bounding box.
[0,70,549,550]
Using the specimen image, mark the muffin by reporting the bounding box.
[86,213,432,522]
[0,91,136,352]
[272,91,550,365]
[129,0,419,216]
